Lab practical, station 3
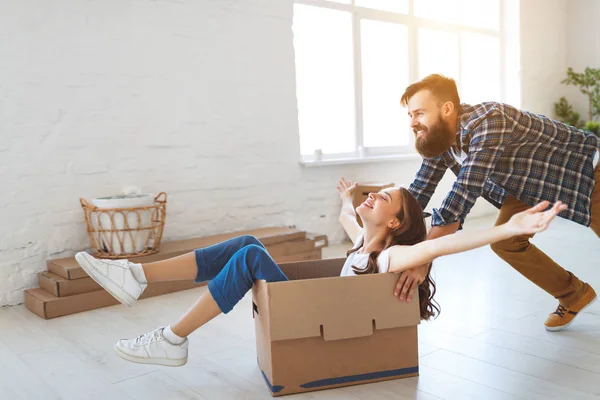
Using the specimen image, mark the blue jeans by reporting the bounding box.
[194,235,289,313]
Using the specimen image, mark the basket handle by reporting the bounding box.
[80,197,97,210]
[154,192,167,203]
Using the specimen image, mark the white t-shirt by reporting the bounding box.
[339,235,391,277]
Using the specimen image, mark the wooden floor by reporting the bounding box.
[3,215,600,399]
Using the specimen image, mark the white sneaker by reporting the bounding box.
[114,327,188,367]
[74,252,147,307]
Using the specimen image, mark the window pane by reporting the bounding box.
[414,0,460,24]
[461,33,500,103]
[355,0,408,14]
[460,0,499,29]
[418,28,459,81]
[415,0,499,30]
[293,5,355,155]
[361,20,410,147]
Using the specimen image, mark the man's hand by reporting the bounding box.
[394,263,430,302]
[393,222,460,302]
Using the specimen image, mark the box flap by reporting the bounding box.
[277,258,344,281]
[265,272,420,342]
[297,258,345,280]
[277,263,298,280]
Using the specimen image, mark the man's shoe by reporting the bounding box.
[545,284,597,331]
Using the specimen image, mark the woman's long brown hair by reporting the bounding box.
[347,187,440,320]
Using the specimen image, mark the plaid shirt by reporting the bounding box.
[408,102,600,227]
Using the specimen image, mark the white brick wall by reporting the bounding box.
[0,0,567,306]
[0,0,299,306]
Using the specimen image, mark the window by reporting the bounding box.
[361,20,409,148]
[293,0,512,162]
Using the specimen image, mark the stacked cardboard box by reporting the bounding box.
[26,227,328,319]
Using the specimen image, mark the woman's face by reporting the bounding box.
[356,187,402,228]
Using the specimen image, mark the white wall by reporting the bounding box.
[519,0,569,116]
[566,0,600,119]
[0,0,563,307]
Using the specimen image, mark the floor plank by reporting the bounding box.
[0,339,61,400]
[116,370,208,400]
[421,350,598,399]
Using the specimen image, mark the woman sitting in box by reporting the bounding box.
[75,178,565,367]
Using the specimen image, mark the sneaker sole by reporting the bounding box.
[114,343,187,367]
[75,253,137,307]
[545,295,597,332]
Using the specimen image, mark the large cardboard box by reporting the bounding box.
[352,183,395,227]
[252,258,420,397]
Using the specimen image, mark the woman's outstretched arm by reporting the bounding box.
[388,200,566,273]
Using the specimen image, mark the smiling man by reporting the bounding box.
[394,74,600,331]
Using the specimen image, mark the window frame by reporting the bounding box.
[295,0,507,165]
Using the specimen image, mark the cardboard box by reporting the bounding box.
[266,235,328,258]
[275,249,321,263]
[48,227,309,280]
[306,232,328,249]
[38,271,101,297]
[25,280,201,319]
[352,183,395,227]
[252,258,420,397]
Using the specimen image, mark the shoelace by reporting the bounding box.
[134,328,163,346]
[553,305,568,318]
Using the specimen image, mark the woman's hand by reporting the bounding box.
[505,200,567,235]
[336,178,357,203]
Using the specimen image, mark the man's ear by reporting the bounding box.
[442,100,454,117]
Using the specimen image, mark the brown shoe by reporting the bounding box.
[545,284,597,331]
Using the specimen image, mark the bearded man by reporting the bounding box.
[395,74,599,331]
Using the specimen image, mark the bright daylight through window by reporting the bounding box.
[293,0,517,163]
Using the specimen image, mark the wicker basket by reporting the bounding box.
[80,192,167,259]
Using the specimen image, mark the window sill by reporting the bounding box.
[299,153,422,167]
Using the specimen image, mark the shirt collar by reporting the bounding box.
[455,104,468,150]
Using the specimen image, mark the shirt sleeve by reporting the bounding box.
[432,112,510,227]
[407,156,448,212]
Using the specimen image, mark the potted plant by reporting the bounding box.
[554,67,600,136]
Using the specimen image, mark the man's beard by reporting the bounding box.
[413,117,455,159]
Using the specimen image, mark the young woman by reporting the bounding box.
[75,178,565,367]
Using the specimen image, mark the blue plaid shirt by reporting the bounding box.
[408,102,600,227]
